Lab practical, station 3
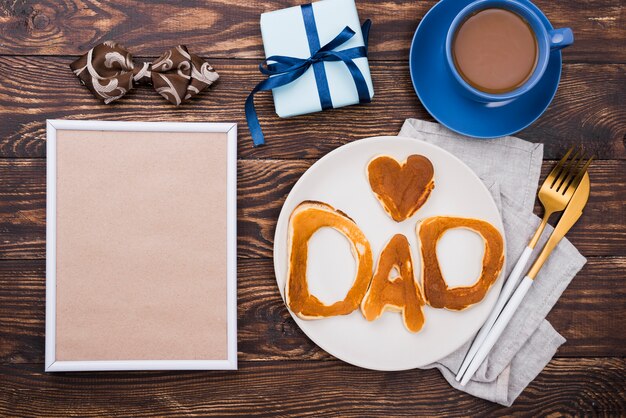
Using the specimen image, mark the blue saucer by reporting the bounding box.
[409,0,562,138]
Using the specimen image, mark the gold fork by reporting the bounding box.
[456,147,593,382]
[528,147,593,248]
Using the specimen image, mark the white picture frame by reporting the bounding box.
[45,120,238,372]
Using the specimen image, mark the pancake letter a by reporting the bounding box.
[361,234,426,332]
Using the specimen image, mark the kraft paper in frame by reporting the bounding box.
[52,127,232,363]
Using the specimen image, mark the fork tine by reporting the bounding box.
[557,148,585,193]
[562,156,593,197]
[545,146,574,185]
[553,146,582,190]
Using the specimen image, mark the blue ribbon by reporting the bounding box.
[245,5,372,146]
[301,4,334,111]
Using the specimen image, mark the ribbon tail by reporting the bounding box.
[343,59,371,104]
[353,20,372,102]
[245,66,310,146]
[361,19,372,54]
[245,91,265,147]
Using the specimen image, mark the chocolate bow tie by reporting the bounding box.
[70,41,219,106]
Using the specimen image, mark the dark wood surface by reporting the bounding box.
[0,0,624,416]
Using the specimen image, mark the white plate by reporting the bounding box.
[273,136,505,370]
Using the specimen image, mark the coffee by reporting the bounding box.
[452,8,538,94]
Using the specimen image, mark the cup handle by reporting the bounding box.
[549,28,574,51]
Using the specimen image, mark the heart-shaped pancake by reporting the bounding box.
[367,154,435,222]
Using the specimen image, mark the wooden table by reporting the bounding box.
[0,0,624,415]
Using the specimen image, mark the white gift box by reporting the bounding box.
[260,0,374,118]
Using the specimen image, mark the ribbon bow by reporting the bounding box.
[246,11,372,147]
[70,41,219,106]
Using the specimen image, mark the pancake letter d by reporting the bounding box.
[285,202,374,319]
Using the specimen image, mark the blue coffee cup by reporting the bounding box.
[445,0,573,103]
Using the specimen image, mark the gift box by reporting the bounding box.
[260,0,374,118]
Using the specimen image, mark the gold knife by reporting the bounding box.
[460,172,590,386]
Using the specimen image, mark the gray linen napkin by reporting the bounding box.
[398,119,587,406]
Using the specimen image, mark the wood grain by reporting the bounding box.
[0,57,623,160]
[1,257,624,364]
[0,0,624,414]
[1,159,624,260]
[546,257,626,356]
[0,0,623,63]
[0,358,624,416]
